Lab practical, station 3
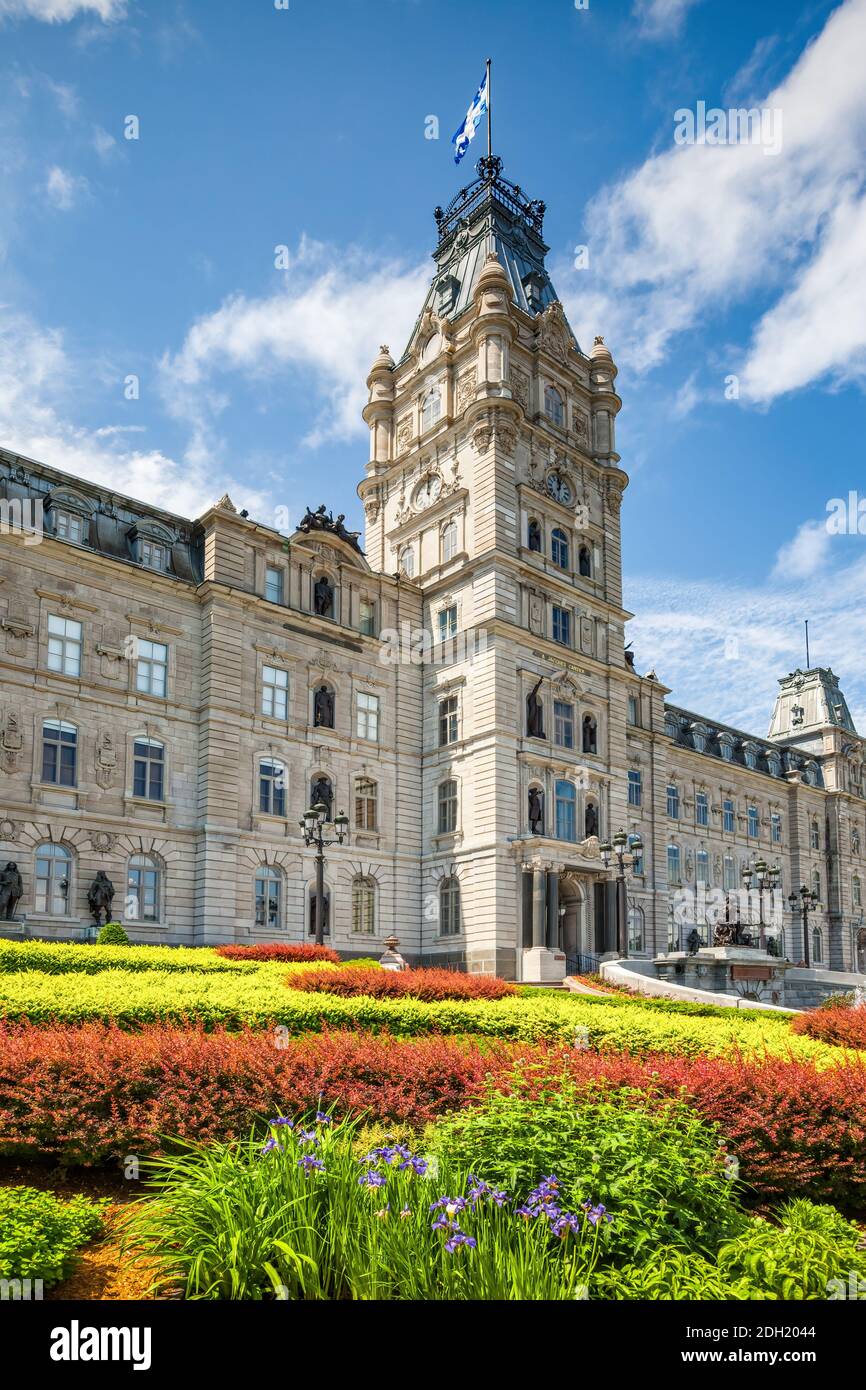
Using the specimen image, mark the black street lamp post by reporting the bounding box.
[787,883,819,969]
[300,802,349,946]
[741,859,780,950]
[599,828,643,958]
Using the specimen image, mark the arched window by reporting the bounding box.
[441,521,458,564]
[398,545,415,578]
[127,854,161,923]
[544,384,564,427]
[578,545,592,578]
[812,927,823,963]
[133,738,164,802]
[352,876,376,935]
[34,843,71,916]
[41,720,77,787]
[422,387,442,432]
[259,759,287,817]
[854,875,862,908]
[527,519,541,553]
[627,904,645,953]
[582,714,597,754]
[438,779,458,834]
[440,876,461,936]
[555,780,576,842]
[255,866,282,929]
[551,527,569,569]
[355,777,378,831]
[313,573,334,618]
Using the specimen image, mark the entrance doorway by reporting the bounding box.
[559,876,584,959]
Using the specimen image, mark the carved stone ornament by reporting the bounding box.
[471,422,492,456]
[396,416,414,455]
[536,301,573,364]
[572,409,589,441]
[91,830,116,853]
[455,369,476,414]
[1,709,22,773]
[511,367,530,413]
[95,730,117,790]
[363,498,380,524]
[0,818,19,841]
[576,835,601,860]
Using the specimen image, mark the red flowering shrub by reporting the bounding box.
[791,1004,866,1049]
[215,943,341,964]
[289,966,517,1001]
[0,1022,864,1205]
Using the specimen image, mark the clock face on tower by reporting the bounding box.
[546,471,572,505]
[413,474,442,509]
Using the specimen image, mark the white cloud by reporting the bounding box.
[560,0,866,405]
[0,0,126,21]
[626,551,866,735]
[162,237,429,452]
[45,164,88,210]
[772,519,833,581]
[632,0,703,40]
[0,306,269,521]
[91,124,117,160]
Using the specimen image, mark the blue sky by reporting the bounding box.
[1,0,865,734]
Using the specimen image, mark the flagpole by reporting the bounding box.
[486,57,492,159]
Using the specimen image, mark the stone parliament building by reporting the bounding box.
[1,156,865,981]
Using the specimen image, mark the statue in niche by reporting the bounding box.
[0,862,22,920]
[313,685,334,729]
[584,803,598,838]
[582,715,597,754]
[528,787,544,835]
[313,575,334,618]
[310,776,333,818]
[87,870,115,927]
[526,678,545,739]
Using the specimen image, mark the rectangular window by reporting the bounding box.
[667,785,679,819]
[55,511,84,543]
[438,780,458,834]
[439,695,458,746]
[552,606,570,646]
[135,639,168,698]
[354,778,378,831]
[262,665,288,720]
[667,845,681,885]
[259,761,286,817]
[47,614,82,678]
[627,695,639,726]
[265,566,284,604]
[628,769,642,808]
[748,805,759,838]
[696,850,709,885]
[359,599,377,636]
[440,879,461,936]
[554,700,574,749]
[696,791,709,827]
[438,605,458,642]
[41,721,77,787]
[356,692,380,741]
[723,799,735,834]
[139,540,166,571]
[133,739,164,801]
[771,812,782,844]
[723,856,737,891]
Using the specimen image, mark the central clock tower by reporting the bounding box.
[359,155,634,979]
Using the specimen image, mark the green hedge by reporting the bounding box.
[0,940,328,977]
[0,1186,106,1286]
[0,966,850,1064]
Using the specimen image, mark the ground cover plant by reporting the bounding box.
[291,965,517,1001]
[793,1001,866,1049]
[215,943,342,964]
[0,1185,106,1287]
[122,1111,613,1300]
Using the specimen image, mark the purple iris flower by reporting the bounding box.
[268,1116,294,1128]
[444,1231,477,1254]
[260,1138,283,1155]
[298,1154,325,1173]
[315,1111,332,1124]
[358,1170,387,1188]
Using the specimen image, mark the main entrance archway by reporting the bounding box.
[559,874,586,961]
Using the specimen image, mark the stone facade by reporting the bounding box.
[1,157,864,978]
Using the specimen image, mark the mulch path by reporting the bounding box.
[0,1157,164,1301]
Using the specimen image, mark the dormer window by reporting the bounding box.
[139,539,166,571]
[422,387,442,433]
[544,385,564,428]
[523,271,545,313]
[54,510,86,544]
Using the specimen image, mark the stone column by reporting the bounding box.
[546,869,559,949]
[532,865,546,948]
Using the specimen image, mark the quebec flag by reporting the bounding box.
[451,68,489,165]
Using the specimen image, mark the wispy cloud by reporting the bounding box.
[44,163,88,209]
[772,518,833,581]
[0,0,126,22]
[627,548,866,735]
[632,0,703,40]
[560,0,866,406]
[161,236,429,455]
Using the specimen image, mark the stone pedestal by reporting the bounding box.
[522,946,567,983]
[654,946,791,1003]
